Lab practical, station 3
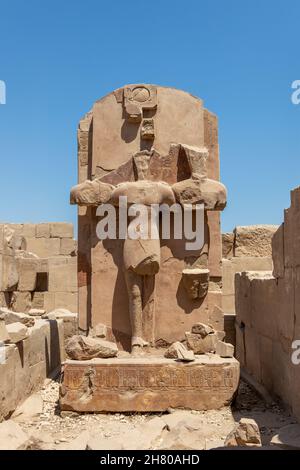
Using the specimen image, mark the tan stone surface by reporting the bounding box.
[6,322,28,343]
[26,237,60,258]
[234,225,278,257]
[60,356,239,412]
[48,257,77,292]
[0,319,64,421]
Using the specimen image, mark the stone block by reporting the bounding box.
[276,267,295,341]
[22,224,36,238]
[50,223,73,238]
[17,256,38,291]
[6,322,28,343]
[25,237,60,257]
[250,274,278,339]
[36,223,50,238]
[48,257,77,292]
[1,254,18,291]
[60,356,240,412]
[60,238,77,256]
[54,292,78,312]
[10,291,32,313]
[216,340,234,357]
[45,308,78,339]
[31,292,46,309]
[234,225,278,257]
[0,320,9,343]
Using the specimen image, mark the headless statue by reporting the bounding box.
[70,146,226,353]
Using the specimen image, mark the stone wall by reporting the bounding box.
[0,223,78,313]
[0,318,65,420]
[222,225,276,346]
[235,186,300,420]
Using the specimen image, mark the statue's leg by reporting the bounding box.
[125,269,149,353]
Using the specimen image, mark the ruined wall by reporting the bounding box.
[235,187,300,420]
[0,223,78,313]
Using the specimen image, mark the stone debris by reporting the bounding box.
[216,340,234,358]
[12,393,43,422]
[0,420,30,450]
[28,308,46,316]
[65,334,118,360]
[225,418,262,447]
[0,307,35,327]
[88,323,107,339]
[6,322,28,343]
[185,331,218,354]
[164,341,195,361]
[191,322,214,337]
[271,424,300,449]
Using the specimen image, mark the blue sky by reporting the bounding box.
[0,0,299,233]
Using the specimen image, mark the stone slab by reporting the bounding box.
[60,356,239,412]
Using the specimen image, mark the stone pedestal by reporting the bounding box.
[60,356,239,412]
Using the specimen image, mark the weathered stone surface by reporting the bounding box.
[10,291,32,313]
[0,420,30,450]
[7,322,28,343]
[50,222,73,239]
[225,418,261,447]
[60,356,240,412]
[16,255,38,291]
[185,331,218,354]
[36,223,50,238]
[222,232,234,259]
[48,257,77,293]
[45,308,78,339]
[60,238,77,256]
[0,308,35,327]
[28,308,45,316]
[65,335,118,360]
[25,237,60,258]
[88,323,107,339]
[271,424,300,450]
[123,417,167,450]
[164,341,195,361]
[191,322,213,337]
[234,225,278,257]
[12,393,43,422]
[215,340,234,358]
[0,319,9,343]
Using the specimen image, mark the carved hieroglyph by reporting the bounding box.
[73,85,227,350]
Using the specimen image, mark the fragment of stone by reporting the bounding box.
[158,422,205,450]
[0,307,35,327]
[217,330,226,341]
[216,340,234,358]
[12,393,43,422]
[87,435,124,450]
[65,334,118,360]
[225,418,262,447]
[271,424,300,449]
[0,319,10,343]
[0,420,30,450]
[172,177,227,210]
[122,417,168,450]
[28,308,46,317]
[182,268,209,299]
[164,341,195,362]
[185,331,218,354]
[45,308,78,339]
[6,322,28,343]
[88,323,107,339]
[141,118,154,140]
[70,179,114,206]
[191,322,214,337]
[56,431,90,450]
